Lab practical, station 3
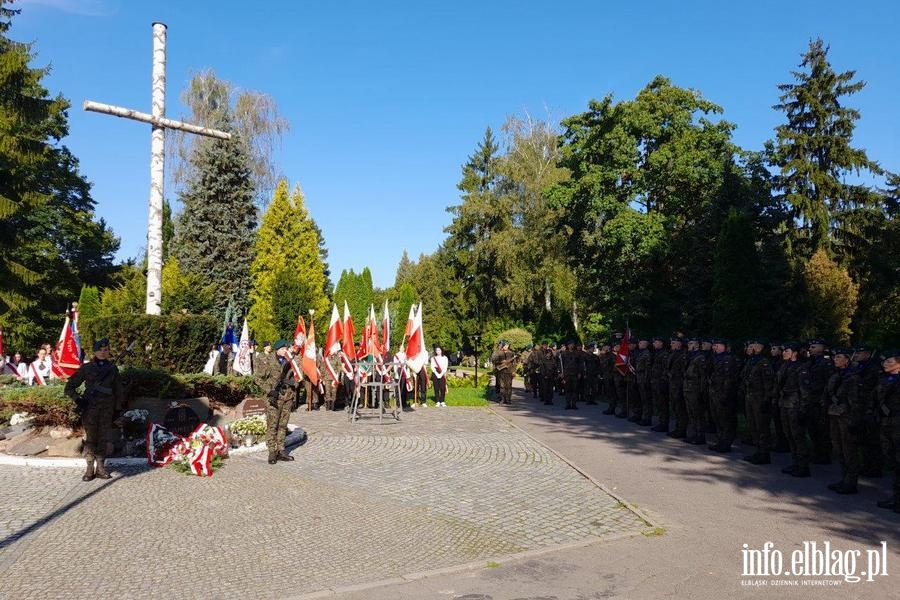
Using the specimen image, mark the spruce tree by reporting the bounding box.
[0,1,118,349]
[247,179,331,342]
[172,123,257,314]
[772,38,880,255]
[711,209,765,340]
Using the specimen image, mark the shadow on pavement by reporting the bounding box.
[492,382,900,549]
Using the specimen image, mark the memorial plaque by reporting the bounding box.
[241,397,268,419]
[163,404,200,437]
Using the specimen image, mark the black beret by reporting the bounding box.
[807,338,828,347]
[880,349,900,361]
[831,346,854,357]
[854,343,875,353]
[745,338,764,345]
[93,338,109,351]
[783,342,802,351]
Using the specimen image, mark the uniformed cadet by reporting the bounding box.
[65,338,124,481]
[612,339,628,418]
[769,342,790,453]
[635,336,653,426]
[667,336,688,438]
[583,343,601,404]
[538,341,558,405]
[602,340,620,415]
[322,351,343,410]
[876,350,900,513]
[520,345,534,394]
[526,344,543,399]
[777,343,812,477]
[683,337,709,445]
[740,339,775,465]
[707,338,736,452]
[560,340,584,410]
[650,336,670,432]
[625,336,641,421]
[255,340,297,464]
[853,344,883,478]
[491,340,516,405]
[598,342,612,405]
[806,339,835,464]
[824,347,862,493]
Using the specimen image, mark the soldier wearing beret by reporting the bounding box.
[602,339,620,415]
[769,342,791,453]
[806,339,835,464]
[650,336,670,432]
[876,350,900,513]
[667,336,688,438]
[683,337,709,445]
[824,347,862,493]
[559,340,584,410]
[582,342,601,405]
[739,339,775,465]
[853,344,884,478]
[255,340,297,464]
[491,340,516,405]
[65,338,124,481]
[707,339,737,452]
[777,343,812,477]
[634,336,653,425]
[537,341,558,405]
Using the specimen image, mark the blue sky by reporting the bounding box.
[13,0,899,289]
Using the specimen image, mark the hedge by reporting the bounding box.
[0,370,261,428]
[80,313,219,373]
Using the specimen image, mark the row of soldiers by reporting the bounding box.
[518,336,900,511]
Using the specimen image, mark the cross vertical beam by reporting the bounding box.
[84,23,231,315]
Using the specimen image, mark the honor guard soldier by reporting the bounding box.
[255,340,297,464]
[65,338,123,481]
[650,336,670,432]
[491,340,516,405]
[876,350,900,513]
[740,339,776,465]
[560,340,584,410]
[777,343,812,477]
[825,347,862,493]
[769,342,790,452]
[634,335,653,425]
[853,344,884,478]
[806,339,835,464]
[667,336,688,438]
[707,338,736,452]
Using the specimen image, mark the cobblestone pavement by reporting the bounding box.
[0,406,650,599]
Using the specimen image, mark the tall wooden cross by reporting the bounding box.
[83,22,231,315]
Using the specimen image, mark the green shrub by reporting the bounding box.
[446,373,490,388]
[81,313,219,372]
[493,328,533,351]
[0,383,78,427]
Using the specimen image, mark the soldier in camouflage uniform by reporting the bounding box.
[740,339,775,465]
[583,343,601,405]
[602,341,619,415]
[322,351,344,410]
[776,343,812,477]
[667,336,688,438]
[650,336,670,432]
[824,347,862,493]
[707,338,736,452]
[65,338,124,481]
[634,336,653,426]
[806,339,835,464]
[625,337,641,421]
[538,341,558,405]
[560,340,584,410]
[526,344,543,399]
[683,337,709,445]
[254,340,297,464]
[768,342,790,452]
[876,350,900,513]
[853,344,883,478]
[520,345,533,395]
[491,340,516,405]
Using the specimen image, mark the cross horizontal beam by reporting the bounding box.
[83,100,232,140]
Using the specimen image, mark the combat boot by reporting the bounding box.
[276,452,294,462]
[268,451,278,465]
[833,482,857,494]
[781,464,798,475]
[94,458,112,480]
[790,465,810,477]
[651,423,668,433]
[875,498,898,510]
[82,457,95,482]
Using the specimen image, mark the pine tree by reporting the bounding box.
[172,123,257,314]
[773,38,880,256]
[77,285,101,321]
[711,209,765,339]
[247,179,331,342]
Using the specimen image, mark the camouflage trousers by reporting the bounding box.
[881,415,900,500]
[685,388,706,437]
[829,415,858,486]
[82,397,115,460]
[266,398,292,454]
[709,394,735,447]
[745,396,772,456]
[782,405,810,470]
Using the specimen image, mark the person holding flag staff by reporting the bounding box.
[430,346,449,407]
[64,338,123,481]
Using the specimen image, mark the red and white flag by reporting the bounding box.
[189,444,213,477]
[406,303,428,374]
[615,327,632,375]
[52,309,82,379]
[302,313,321,388]
[341,301,356,374]
[381,299,391,357]
[293,313,307,349]
[233,318,253,376]
[324,304,342,357]
[30,362,47,386]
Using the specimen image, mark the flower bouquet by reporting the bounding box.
[119,409,149,440]
[147,422,229,476]
[229,415,267,446]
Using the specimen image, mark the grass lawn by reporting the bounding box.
[425,385,490,407]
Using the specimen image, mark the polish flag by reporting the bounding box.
[189,444,213,477]
[615,327,632,376]
[293,313,307,349]
[324,304,342,357]
[302,312,320,388]
[406,303,428,374]
[381,299,391,357]
[52,310,81,379]
[341,301,356,374]
[400,304,416,352]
